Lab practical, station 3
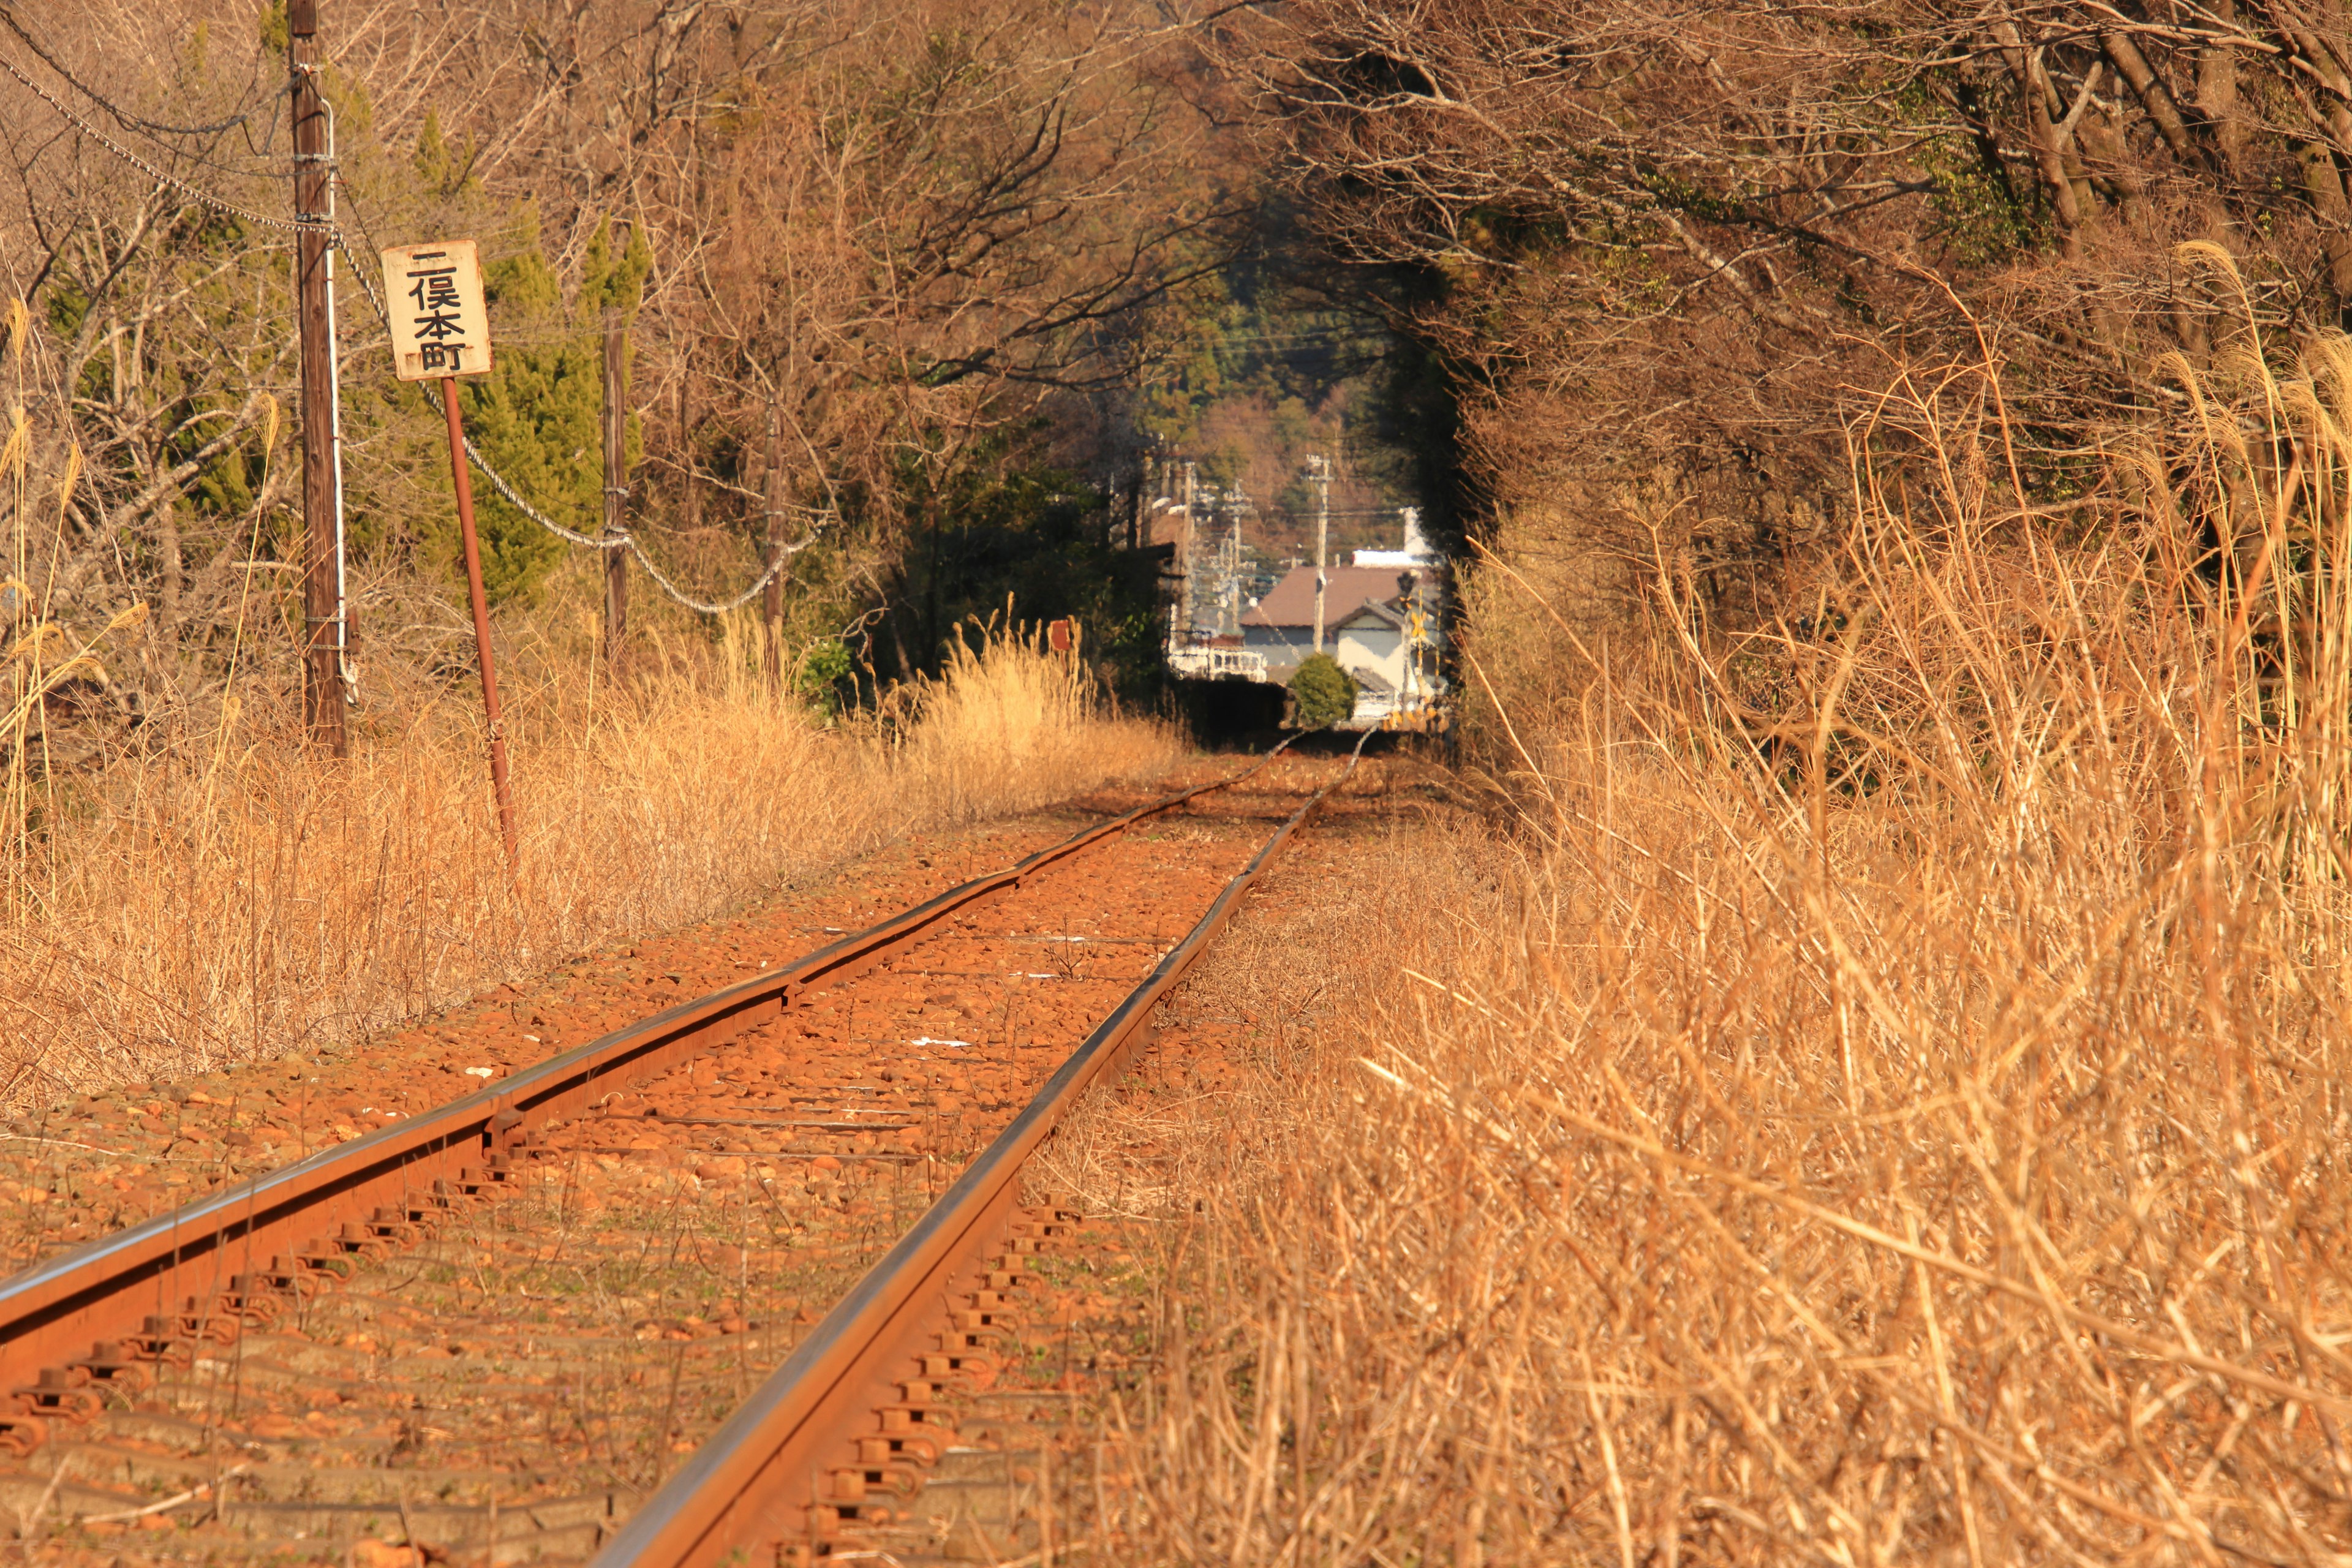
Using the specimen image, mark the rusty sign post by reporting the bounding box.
[380,239,517,868]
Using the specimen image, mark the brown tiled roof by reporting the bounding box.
[1337,599,1408,631]
[1241,565,1434,628]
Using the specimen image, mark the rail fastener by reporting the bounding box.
[595,737,1365,1568]
[0,751,1297,1456]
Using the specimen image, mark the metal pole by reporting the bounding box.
[289,0,345,756]
[1311,454,1330,657]
[601,309,628,673]
[323,104,351,712]
[761,396,786,688]
[442,379,519,867]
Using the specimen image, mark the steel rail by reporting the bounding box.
[0,748,1295,1395]
[594,737,1368,1568]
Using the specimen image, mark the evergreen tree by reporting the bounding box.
[1289,653,1355,728]
[444,213,650,604]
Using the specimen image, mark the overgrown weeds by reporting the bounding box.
[1090,309,2352,1561]
[0,616,1174,1111]
[882,609,1115,827]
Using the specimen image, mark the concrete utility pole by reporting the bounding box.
[761,396,786,687]
[1310,454,1332,655]
[290,0,345,755]
[1177,461,1197,645]
[601,309,628,671]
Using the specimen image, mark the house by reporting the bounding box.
[1238,565,1444,707]
[1333,598,1409,699]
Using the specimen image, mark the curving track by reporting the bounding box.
[0,747,1359,1564]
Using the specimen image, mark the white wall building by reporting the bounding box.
[1352,507,1439,569]
[1237,564,1445,717]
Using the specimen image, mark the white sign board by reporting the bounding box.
[380,239,494,381]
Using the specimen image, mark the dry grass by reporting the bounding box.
[0,616,1175,1109]
[886,610,1131,827]
[1077,314,2352,1562]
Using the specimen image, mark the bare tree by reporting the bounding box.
[0,0,1243,761]
[1217,0,2352,622]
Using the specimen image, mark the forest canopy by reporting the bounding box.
[0,0,1250,744]
[3,0,2348,741]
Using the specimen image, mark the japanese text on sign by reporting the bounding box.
[380,239,493,382]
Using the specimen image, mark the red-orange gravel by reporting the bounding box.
[0,755,1338,1566]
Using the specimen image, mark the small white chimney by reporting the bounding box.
[1351,507,1440,568]
[1401,507,1428,560]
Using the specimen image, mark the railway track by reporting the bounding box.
[0,745,1362,1565]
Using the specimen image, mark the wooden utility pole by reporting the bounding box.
[601,309,628,671]
[679,366,699,533]
[1310,454,1332,655]
[762,397,786,687]
[289,0,345,756]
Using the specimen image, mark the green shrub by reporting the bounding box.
[1289,653,1356,728]
[797,638,856,715]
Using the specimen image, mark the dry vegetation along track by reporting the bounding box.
[0,750,1346,1565]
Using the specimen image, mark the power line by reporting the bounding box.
[1,47,821,620]
[0,6,266,138]
[0,50,308,235]
[1211,331,1390,345]
[333,222,817,616]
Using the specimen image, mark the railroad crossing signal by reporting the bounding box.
[1404,587,1434,705]
[380,240,494,381]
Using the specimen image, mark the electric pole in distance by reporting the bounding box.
[1309,454,1331,656]
[290,0,345,755]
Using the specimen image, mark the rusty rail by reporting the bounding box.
[592,736,1367,1568]
[0,750,1295,1428]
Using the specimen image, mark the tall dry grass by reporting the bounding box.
[1096,304,2352,1561]
[886,611,1123,826]
[0,615,1174,1110]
